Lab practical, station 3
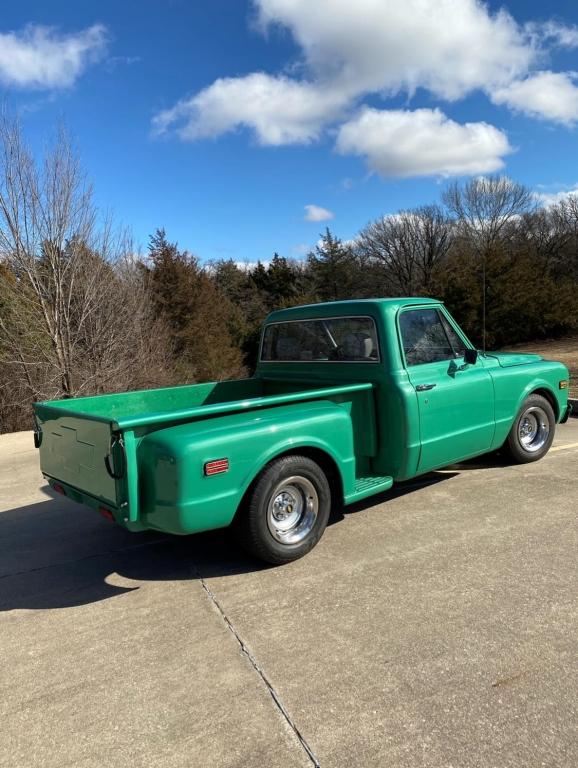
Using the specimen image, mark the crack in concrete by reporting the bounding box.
[197,571,321,768]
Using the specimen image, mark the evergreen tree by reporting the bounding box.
[211,259,268,369]
[147,229,245,381]
[265,253,298,304]
[251,253,307,308]
[307,228,359,301]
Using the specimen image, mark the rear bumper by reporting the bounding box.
[43,476,145,532]
[561,402,573,424]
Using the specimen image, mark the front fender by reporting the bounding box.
[517,360,569,422]
[517,378,558,418]
[491,362,569,448]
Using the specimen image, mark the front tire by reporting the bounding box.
[237,455,331,564]
[504,394,555,463]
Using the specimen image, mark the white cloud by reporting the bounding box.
[492,71,578,125]
[105,55,141,73]
[528,20,578,49]
[153,0,578,177]
[304,204,334,222]
[156,0,538,144]
[256,0,534,101]
[0,24,108,89]
[534,184,578,207]
[336,107,512,177]
[152,73,347,145]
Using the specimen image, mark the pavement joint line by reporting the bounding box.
[196,569,321,768]
[0,535,169,581]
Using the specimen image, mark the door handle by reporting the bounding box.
[415,383,436,391]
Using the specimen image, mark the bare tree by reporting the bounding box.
[0,115,171,430]
[442,176,534,349]
[443,176,534,248]
[357,205,453,295]
[555,196,578,281]
[515,205,573,277]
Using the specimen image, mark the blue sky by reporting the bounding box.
[2,0,578,262]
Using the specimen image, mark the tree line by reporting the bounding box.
[1,117,577,432]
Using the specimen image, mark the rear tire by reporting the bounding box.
[237,455,331,565]
[504,394,555,464]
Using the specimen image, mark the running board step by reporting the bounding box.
[345,475,394,504]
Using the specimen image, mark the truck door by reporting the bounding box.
[399,307,494,472]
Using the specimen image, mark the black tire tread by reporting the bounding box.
[504,394,556,464]
[236,455,331,565]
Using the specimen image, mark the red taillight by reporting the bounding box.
[98,507,114,521]
[204,458,229,476]
[53,483,65,495]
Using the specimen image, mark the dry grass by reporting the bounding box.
[504,335,578,398]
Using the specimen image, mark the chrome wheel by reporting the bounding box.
[518,406,550,453]
[266,476,319,545]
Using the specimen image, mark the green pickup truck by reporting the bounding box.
[34,298,572,564]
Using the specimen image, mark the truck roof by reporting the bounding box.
[265,297,441,323]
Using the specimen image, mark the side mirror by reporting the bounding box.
[464,348,478,365]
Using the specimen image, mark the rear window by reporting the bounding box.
[261,317,379,362]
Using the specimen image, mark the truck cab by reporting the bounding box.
[35,298,571,564]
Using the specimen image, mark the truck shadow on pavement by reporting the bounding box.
[0,457,502,613]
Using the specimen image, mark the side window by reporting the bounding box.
[399,308,464,366]
[439,313,467,358]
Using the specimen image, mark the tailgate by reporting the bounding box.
[34,408,121,507]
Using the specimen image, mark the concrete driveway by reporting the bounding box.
[1,422,578,768]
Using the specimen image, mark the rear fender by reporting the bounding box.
[138,400,356,535]
[239,434,352,504]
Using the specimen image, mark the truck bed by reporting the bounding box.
[34,378,376,519]
[34,377,373,429]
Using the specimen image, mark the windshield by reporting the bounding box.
[261,316,379,362]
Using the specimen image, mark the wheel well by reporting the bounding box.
[234,447,344,522]
[531,388,559,420]
[280,447,344,507]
